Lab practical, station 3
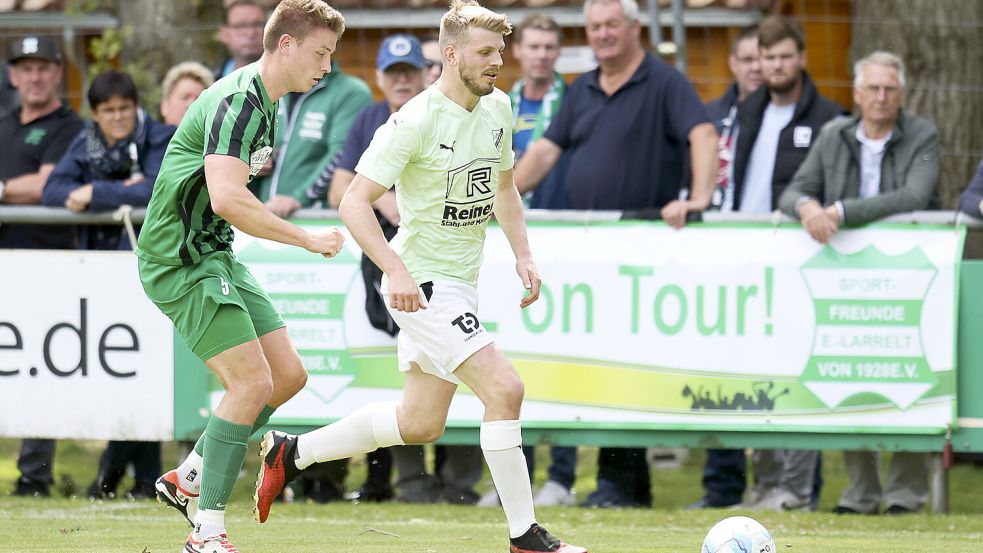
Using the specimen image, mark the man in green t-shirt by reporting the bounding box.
[252,2,586,552]
[136,2,346,551]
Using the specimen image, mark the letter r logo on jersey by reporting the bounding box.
[220,277,230,296]
[451,312,480,334]
[466,167,492,197]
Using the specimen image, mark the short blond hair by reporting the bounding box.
[264,0,345,52]
[161,61,214,100]
[438,0,511,56]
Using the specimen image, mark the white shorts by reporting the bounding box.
[380,279,494,384]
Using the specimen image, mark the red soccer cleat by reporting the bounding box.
[253,430,300,523]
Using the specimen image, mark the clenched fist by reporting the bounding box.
[306,227,346,258]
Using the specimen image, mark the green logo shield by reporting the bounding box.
[799,245,938,410]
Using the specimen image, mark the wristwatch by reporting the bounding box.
[0,179,7,203]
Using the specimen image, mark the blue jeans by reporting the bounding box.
[702,448,746,506]
[523,445,577,490]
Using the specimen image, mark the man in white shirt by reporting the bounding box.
[731,15,843,214]
[729,15,844,513]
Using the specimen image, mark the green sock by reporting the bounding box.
[198,415,251,511]
[251,404,276,438]
[193,405,276,456]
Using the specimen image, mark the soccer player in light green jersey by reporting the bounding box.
[253,2,587,552]
[136,2,346,552]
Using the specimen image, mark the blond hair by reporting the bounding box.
[438,0,511,57]
[161,61,214,99]
[264,0,345,52]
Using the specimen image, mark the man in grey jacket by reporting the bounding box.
[779,51,938,243]
[780,51,937,515]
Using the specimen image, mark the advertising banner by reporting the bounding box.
[0,221,962,440]
[229,221,963,436]
[0,251,174,440]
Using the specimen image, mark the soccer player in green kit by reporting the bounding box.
[136,2,346,551]
[253,2,586,552]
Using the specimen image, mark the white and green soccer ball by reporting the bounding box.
[701,516,776,553]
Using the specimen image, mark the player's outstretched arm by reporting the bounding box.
[204,154,344,257]
[493,169,540,309]
[340,174,424,312]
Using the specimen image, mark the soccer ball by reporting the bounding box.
[701,516,776,553]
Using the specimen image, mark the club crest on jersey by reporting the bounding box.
[491,128,504,151]
[249,146,273,180]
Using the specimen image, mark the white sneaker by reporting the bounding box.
[732,484,774,509]
[476,488,501,508]
[746,487,810,512]
[533,480,575,507]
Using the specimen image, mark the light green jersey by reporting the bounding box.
[355,86,514,285]
[137,63,276,266]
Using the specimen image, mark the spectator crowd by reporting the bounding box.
[1,0,974,516]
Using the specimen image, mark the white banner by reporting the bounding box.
[0,251,174,440]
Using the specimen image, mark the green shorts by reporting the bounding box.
[138,251,284,361]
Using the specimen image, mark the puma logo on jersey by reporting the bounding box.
[439,142,455,153]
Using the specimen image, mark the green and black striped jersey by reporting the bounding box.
[136,63,276,266]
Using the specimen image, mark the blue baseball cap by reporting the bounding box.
[377,34,426,71]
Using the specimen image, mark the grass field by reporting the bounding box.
[1,438,981,552]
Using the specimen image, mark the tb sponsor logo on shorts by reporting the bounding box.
[451,312,484,342]
[442,158,497,228]
[219,277,230,296]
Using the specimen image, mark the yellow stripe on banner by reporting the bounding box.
[510,358,779,412]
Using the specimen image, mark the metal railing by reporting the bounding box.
[2,205,982,229]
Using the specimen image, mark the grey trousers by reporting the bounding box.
[391,444,483,501]
[753,448,819,500]
[837,451,930,513]
[17,439,56,486]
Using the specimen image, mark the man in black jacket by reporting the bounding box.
[730,15,844,512]
[730,15,844,214]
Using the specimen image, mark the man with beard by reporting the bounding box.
[253,2,586,551]
[730,15,844,513]
[730,15,844,214]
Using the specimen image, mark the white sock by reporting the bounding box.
[295,401,404,470]
[193,508,225,540]
[481,420,537,539]
[176,450,203,494]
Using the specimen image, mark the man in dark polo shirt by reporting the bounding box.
[1,36,84,497]
[516,0,717,228]
[515,0,718,508]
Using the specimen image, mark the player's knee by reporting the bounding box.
[497,373,525,410]
[247,374,275,406]
[283,365,308,396]
[401,420,445,444]
[419,425,445,444]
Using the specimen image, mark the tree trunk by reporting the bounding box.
[851,0,983,211]
[115,0,225,108]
